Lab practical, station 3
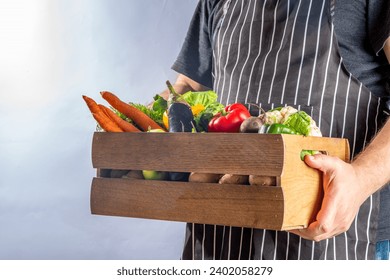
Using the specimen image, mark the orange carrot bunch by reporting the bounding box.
[82,95,123,132]
[100,91,164,131]
[98,104,140,132]
[82,91,164,132]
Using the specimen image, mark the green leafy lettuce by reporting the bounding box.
[130,98,165,127]
[181,90,224,132]
[283,110,312,136]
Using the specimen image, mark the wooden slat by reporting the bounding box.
[91,132,285,176]
[91,177,285,230]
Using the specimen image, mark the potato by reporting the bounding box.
[249,175,276,186]
[123,170,144,179]
[188,172,223,183]
[110,169,131,178]
[219,174,249,185]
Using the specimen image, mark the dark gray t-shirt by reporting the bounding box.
[173,0,390,241]
[334,0,390,242]
[334,0,390,97]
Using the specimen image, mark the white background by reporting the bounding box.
[0,0,198,259]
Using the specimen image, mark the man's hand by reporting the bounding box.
[384,37,390,63]
[290,154,368,241]
[159,74,210,100]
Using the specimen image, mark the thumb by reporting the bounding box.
[304,153,337,173]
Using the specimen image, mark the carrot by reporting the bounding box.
[99,104,141,132]
[100,91,164,131]
[91,112,123,132]
[82,95,123,132]
[82,95,101,115]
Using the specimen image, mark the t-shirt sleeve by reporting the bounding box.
[172,0,214,88]
[369,0,390,55]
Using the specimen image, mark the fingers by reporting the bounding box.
[290,222,350,241]
[292,154,351,241]
[303,153,340,174]
[290,221,336,242]
[289,207,334,241]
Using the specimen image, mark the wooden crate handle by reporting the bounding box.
[281,134,350,162]
[279,134,350,229]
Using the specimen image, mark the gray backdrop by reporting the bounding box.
[0,0,198,259]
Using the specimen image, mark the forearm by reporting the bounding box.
[352,119,390,197]
[352,37,390,195]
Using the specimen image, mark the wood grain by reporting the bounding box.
[90,132,350,230]
[91,177,285,230]
[92,132,285,176]
[280,134,350,228]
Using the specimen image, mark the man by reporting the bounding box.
[163,0,390,259]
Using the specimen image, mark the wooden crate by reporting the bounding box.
[90,132,350,230]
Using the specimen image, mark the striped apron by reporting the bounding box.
[181,0,387,260]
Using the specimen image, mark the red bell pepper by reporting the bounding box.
[208,103,251,133]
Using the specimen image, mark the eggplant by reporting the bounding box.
[168,102,195,132]
[166,81,194,181]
